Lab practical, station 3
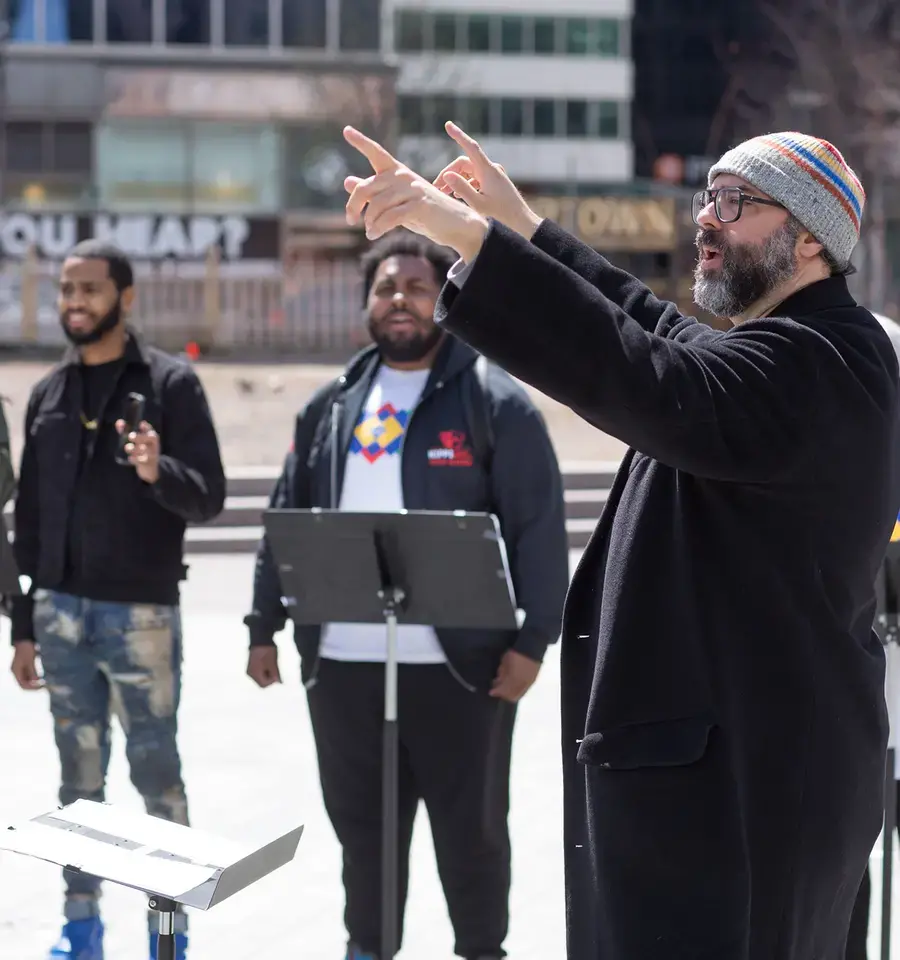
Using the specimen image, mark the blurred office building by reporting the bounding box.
[0,0,396,352]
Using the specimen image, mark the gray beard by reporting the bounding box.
[693,221,800,319]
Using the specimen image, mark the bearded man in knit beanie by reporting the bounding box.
[340,122,900,960]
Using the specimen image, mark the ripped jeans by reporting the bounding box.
[34,590,190,931]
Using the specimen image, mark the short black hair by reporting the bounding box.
[65,239,134,292]
[359,229,457,306]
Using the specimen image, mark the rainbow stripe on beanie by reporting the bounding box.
[708,132,865,269]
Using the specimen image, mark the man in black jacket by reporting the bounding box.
[10,240,226,960]
[339,126,900,960]
[244,229,569,960]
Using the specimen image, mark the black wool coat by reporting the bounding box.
[436,219,900,960]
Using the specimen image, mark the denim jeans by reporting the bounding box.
[33,589,190,932]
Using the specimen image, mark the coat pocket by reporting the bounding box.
[577,714,714,770]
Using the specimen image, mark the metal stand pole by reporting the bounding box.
[379,588,403,960]
[149,895,178,960]
[884,749,896,960]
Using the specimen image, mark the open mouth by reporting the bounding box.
[699,247,723,269]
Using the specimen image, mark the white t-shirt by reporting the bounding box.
[319,365,447,664]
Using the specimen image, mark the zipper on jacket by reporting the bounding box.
[329,398,340,509]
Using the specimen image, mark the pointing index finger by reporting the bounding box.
[445,121,490,169]
[343,126,399,174]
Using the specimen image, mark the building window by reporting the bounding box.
[533,17,556,54]
[432,13,456,51]
[8,0,95,41]
[2,121,94,208]
[107,0,154,42]
[391,10,624,57]
[466,14,490,52]
[565,18,590,55]
[225,0,269,46]
[398,97,426,135]
[566,101,589,137]
[467,98,491,135]
[395,10,425,51]
[500,17,523,53]
[429,96,456,136]
[283,0,326,47]
[598,102,620,138]
[533,99,556,137]
[594,19,620,56]
[96,121,281,212]
[285,125,372,211]
[397,96,622,141]
[167,0,210,44]
[500,99,524,136]
[6,123,44,172]
[191,123,280,210]
[96,123,191,209]
[341,0,380,49]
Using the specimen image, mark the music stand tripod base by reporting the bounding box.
[0,799,305,950]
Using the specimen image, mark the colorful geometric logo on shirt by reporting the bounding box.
[350,403,410,463]
[892,511,900,542]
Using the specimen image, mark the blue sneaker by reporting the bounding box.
[345,946,377,960]
[149,932,188,960]
[47,917,105,960]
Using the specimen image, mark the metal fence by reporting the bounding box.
[0,247,372,357]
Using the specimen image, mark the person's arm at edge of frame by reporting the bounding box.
[0,395,17,509]
[142,362,227,524]
[243,384,331,688]
[486,375,569,702]
[9,388,44,690]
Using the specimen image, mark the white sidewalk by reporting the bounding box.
[0,556,566,960]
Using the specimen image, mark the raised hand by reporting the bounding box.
[342,125,490,261]
[434,122,544,241]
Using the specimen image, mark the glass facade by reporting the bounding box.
[1,120,94,207]
[96,121,281,212]
[394,10,624,57]
[399,96,624,140]
[6,0,381,49]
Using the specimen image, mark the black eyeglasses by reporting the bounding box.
[692,187,784,224]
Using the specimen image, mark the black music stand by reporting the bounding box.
[876,539,900,960]
[263,508,519,960]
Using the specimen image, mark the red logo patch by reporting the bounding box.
[428,430,474,467]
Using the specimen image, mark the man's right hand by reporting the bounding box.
[11,641,43,690]
[247,646,282,688]
[433,122,544,242]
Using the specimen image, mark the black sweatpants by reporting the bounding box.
[306,657,517,959]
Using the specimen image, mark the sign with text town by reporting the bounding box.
[0,214,280,261]
[526,195,678,252]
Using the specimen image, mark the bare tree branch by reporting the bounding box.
[720,0,900,311]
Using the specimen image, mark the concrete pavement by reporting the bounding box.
[0,554,896,959]
[0,555,567,960]
[0,359,628,468]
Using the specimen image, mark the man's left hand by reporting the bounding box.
[342,125,489,262]
[116,419,161,484]
[490,649,541,702]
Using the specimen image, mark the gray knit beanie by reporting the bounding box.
[707,132,865,269]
